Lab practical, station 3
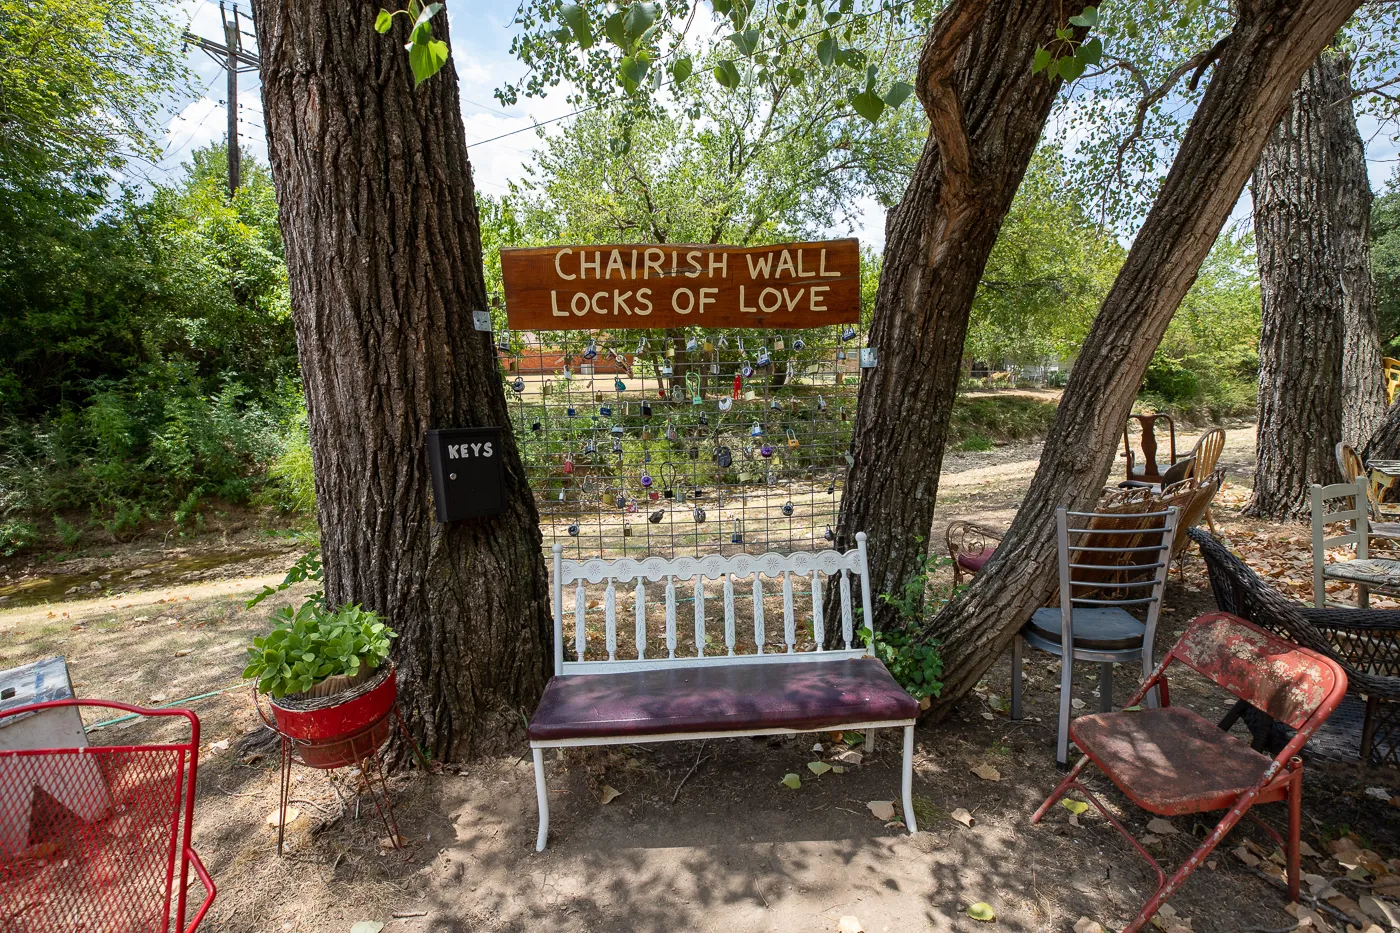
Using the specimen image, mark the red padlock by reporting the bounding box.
[562,453,574,475]
[732,373,742,399]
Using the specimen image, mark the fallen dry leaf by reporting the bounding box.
[600,785,622,804]
[209,739,230,752]
[832,749,863,766]
[1074,919,1104,933]
[837,916,864,933]
[1326,895,1367,925]
[266,806,300,827]
[1146,818,1178,835]
[1233,846,1261,868]
[867,800,895,821]
[967,903,996,922]
[970,763,1001,781]
[781,773,802,789]
[808,761,832,776]
[1061,799,1089,816]
[950,807,975,828]
[1360,895,1400,928]
[349,923,385,933]
[378,835,410,849]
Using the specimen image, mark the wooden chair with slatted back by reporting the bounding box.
[1383,358,1400,405]
[1185,428,1225,533]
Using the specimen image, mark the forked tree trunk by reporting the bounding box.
[921,0,1361,721]
[832,0,1071,631]
[1247,51,1370,519]
[253,1,551,759]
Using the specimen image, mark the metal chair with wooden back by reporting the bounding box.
[1010,504,1180,766]
[1123,414,1178,486]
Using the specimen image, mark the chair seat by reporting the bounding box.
[1070,706,1284,815]
[1026,606,1145,652]
[957,546,996,575]
[527,658,918,742]
[1368,522,1400,540]
[1322,557,1400,588]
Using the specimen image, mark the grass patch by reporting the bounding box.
[949,395,1058,446]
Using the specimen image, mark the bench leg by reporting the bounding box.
[901,725,917,834]
[864,729,875,753]
[532,746,549,852]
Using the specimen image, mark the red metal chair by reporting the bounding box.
[0,700,215,932]
[1032,612,1348,933]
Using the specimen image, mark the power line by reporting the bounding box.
[181,0,261,197]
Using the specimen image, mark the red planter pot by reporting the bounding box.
[270,665,398,769]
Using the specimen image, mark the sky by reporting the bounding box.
[155,0,1400,252]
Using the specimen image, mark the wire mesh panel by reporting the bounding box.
[499,324,866,558]
[0,744,194,932]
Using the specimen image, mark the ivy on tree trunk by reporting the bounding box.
[920,0,1362,722]
[252,0,552,759]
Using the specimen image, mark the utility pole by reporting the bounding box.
[182,2,260,199]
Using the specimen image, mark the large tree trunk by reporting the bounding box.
[922,0,1361,721]
[1335,58,1386,450]
[253,1,551,758]
[1247,50,1373,519]
[833,0,1070,631]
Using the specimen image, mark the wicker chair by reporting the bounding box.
[1190,527,1400,766]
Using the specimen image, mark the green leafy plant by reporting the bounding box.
[246,548,323,609]
[243,601,395,699]
[1032,6,1101,82]
[859,624,944,701]
[53,514,83,549]
[375,1,449,87]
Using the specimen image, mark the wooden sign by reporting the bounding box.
[500,238,860,330]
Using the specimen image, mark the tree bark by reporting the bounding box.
[1364,397,1400,461]
[832,0,1071,632]
[921,0,1362,721]
[1247,50,1374,519]
[1334,58,1386,450]
[253,1,551,758]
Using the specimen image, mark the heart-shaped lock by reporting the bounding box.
[568,523,580,537]
[731,520,743,544]
[640,469,653,488]
[583,340,599,360]
[649,508,664,524]
[511,376,525,394]
[760,443,773,458]
[693,505,707,523]
[841,325,857,342]
[563,454,574,475]
[781,500,794,517]
[718,397,732,412]
[715,445,733,468]
[641,400,652,417]
[786,429,800,449]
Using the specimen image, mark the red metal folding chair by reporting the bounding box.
[1032,612,1348,933]
[0,700,215,932]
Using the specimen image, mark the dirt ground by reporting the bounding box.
[3,422,1398,933]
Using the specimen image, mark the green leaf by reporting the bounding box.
[408,2,441,44]
[1056,54,1086,82]
[816,36,836,68]
[622,1,656,41]
[560,4,595,49]
[670,55,693,83]
[619,53,650,90]
[1067,5,1099,27]
[604,11,628,49]
[883,81,914,108]
[1078,35,1103,65]
[824,10,840,24]
[374,9,394,34]
[1055,26,1073,40]
[1061,798,1089,815]
[849,89,884,123]
[713,59,741,89]
[807,760,832,775]
[780,772,802,789]
[1032,46,1054,74]
[730,28,760,57]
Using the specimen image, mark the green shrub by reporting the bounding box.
[1,519,39,557]
[266,413,317,515]
[53,515,82,549]
[957,433,994,452]
[949,395,1058,445]
[866,537,948,701]
[242,601,394,699]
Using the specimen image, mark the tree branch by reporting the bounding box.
[1109,37,1228,188]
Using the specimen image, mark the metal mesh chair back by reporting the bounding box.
[0,701,213,933]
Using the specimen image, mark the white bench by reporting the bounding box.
[527,532,919,851]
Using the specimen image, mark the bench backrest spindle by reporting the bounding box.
[550,534,876,675]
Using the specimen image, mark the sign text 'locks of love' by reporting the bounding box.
[500,239,860,330]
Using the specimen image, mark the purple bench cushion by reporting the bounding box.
[528,657,918,742]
